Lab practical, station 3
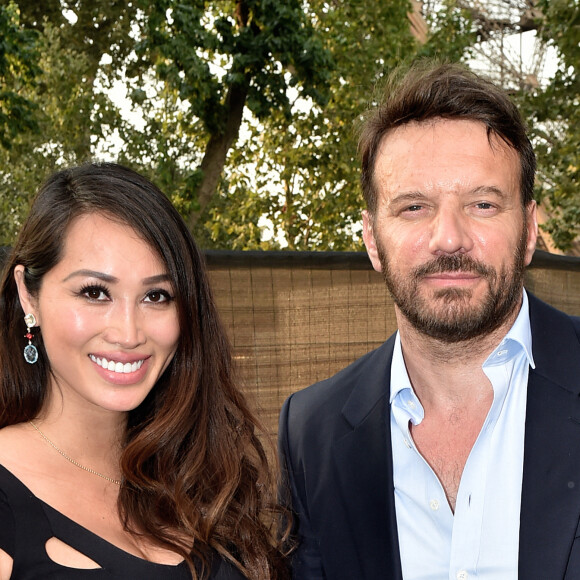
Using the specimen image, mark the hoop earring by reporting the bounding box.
[23,313,38,364]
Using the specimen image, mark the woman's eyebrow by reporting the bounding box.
[62,270,171,285]
[62,270,117,283]
[142,274,172,285]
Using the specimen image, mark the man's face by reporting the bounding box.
[362,119,537,342]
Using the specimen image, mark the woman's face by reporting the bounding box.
[15,213,180,417]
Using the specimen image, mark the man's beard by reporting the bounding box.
[377,226,529,343]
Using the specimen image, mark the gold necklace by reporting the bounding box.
[29,421,122,486]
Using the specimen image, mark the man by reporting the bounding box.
[278,61,580,579]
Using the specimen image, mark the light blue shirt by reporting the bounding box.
[391,291,535,580]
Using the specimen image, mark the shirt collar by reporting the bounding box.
[389,289,535,405]
[389,332,412,405]
[483,289,535,370]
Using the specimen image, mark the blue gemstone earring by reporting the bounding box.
[23,313,38,364]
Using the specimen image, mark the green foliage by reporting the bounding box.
[0,0,137,244]
[0,2,40,149]
[128,0,334,234]
[519,0,580,251]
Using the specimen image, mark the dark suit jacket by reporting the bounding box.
[279,294,580,579]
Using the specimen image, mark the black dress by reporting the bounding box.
[0,465,245,579]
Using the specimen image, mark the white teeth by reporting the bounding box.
[89,355,144,374]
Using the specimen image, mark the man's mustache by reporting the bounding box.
[413,254,494,278]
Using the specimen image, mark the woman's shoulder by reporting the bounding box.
[0,424,36,478]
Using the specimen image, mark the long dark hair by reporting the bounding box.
[0,162,288,579]
[358,60,536,213]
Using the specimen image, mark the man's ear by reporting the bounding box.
[524,200,538,267]
[362,210,382,273]
[14,265,39,324]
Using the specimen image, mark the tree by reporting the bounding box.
[0,0,139,243]
[124,0,333,233]
[0,1,39,149]
[524,0,580,250]
[0,1,40,241]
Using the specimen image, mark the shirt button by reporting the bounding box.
[429,499,439,511]
[408,400,416,410]
[456,571,468,580]
[497,349,508,356]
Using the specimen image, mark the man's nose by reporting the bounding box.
[428,210,474,255]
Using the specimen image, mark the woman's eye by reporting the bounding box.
[81,286,109,301]
[144,290,171,304]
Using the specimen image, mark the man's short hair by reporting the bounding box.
[358,60,536,213]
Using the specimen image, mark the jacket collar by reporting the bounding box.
[340,337,396,428]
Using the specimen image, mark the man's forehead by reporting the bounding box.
[372,119,521,204]
[376,118,509,151]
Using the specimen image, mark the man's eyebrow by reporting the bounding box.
[62,270,171,285]
[470,185,507,198]
[388,191,429,206]
[388,187,508,206]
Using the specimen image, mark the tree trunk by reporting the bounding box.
[187,0,251,231]
[187,78,249,230]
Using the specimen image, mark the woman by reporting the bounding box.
[0,163,288,579]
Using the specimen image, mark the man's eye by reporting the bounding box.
[406,205,423,212]
[476,202,494,210]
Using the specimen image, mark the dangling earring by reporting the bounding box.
[23,313,38,364]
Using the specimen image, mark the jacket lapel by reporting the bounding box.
[519,295,580,578]
[331,338,403,579]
